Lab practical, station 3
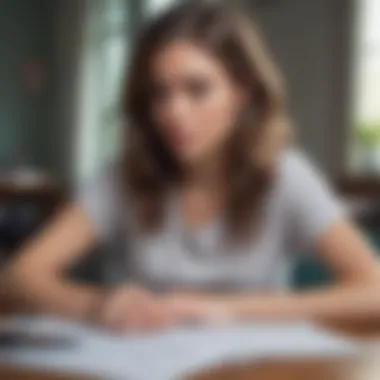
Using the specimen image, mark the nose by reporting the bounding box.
[163,95,192,127]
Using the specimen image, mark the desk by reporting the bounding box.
[0,320,379,380]
[190,357,380,380]
[3,356,380,380]
[190,321,380,380]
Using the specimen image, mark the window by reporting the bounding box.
[351,0,380,175]
[75,0,137,183]
[145,0,179,15]
[75,0,180,184]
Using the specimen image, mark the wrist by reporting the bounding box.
[193,295,241,325]
[228,293,302,322]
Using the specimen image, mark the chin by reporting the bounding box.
[178,153,209,167]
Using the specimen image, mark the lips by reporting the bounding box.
[166,132,193,150]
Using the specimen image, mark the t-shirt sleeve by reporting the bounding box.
[74,164,122,242]
[281,150,346,253]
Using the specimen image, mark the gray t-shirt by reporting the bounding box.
[77,149,344,290]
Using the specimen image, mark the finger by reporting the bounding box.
[101,288,140,331]
[135,297,174,331]
[119,293,162,333]
[100,291,127,328]
[166,297,223,326]
[122,311,145,332]
[165,299,201,325]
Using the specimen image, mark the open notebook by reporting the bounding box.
[0,316,367,380]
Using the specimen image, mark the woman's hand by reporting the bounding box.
[163,292,237,326]
[97,285,177,333]
[96,286,236,333]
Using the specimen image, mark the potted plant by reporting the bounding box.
[355,121,380,174]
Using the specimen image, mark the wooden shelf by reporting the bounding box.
[336,177,380,198]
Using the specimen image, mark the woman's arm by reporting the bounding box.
[2,204,198,330]
[2,204,108,320]
[168,219,380,324]
[240,219,380,322]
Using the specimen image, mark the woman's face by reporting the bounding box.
[150,40,246,166]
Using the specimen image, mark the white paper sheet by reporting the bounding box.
[0,316,367,380]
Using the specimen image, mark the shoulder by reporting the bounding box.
[272,147,343,215]
[276,148,330,194]
[273,148,345,251]
[278,148,319,180]
[274,147,344,220]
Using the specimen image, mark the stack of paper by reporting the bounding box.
[0,316,366,380]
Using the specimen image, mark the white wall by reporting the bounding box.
[247,0,354,177]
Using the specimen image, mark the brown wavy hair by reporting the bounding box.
[122,0,290,239]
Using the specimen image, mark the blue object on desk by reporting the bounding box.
[293,229,380,289]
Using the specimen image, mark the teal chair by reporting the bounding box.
[293,229,380,289]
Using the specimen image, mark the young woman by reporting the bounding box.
[4,1,380,332]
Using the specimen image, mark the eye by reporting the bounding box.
[186,78,211,100]
[151,82,171,103]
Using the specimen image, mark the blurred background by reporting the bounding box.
[0,0,379,286]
